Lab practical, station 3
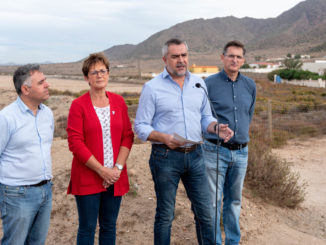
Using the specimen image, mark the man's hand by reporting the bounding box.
[147,131,185,149]
[217,124,234,142]
[163,134,185,149]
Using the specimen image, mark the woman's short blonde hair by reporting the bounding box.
[82,53,110,77]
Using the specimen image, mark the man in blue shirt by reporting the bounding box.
[202,41,256,245]
[135,38,233,245]
[0,64,54,245]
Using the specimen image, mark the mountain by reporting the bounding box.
[103,0,326,61]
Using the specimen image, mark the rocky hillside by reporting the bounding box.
[103,0,326,60]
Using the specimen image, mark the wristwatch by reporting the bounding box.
[115,163,123,171]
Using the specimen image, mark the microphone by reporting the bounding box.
[196,82,220,244]
[195,83,219,122]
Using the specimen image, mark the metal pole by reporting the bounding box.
[215,130,220,245]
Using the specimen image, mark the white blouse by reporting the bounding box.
[94,105,114,168]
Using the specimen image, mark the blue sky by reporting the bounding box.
[0,0,303,64]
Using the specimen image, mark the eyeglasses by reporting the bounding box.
[224,54,244,60]
[89,68,109,76]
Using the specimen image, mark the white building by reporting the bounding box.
[302,61,326,75]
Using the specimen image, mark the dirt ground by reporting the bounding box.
[0,75,325,244]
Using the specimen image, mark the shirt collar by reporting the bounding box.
[221,69,242,83]
[16,96,44,113]
[162,67,190,81]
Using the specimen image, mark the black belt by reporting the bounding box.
[154,144,198,153]
[25,179,51,187]
[206,139,247,150]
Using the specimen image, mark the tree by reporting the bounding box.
[286,53,292,58]
[283,58,303,70]
[294,54,301,59]
[241,63,250,69]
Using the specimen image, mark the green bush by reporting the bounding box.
[241,64,250,69]
[268,69,324,81]
[280,69,321,80]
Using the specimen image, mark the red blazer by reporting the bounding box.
[66,91,134,196]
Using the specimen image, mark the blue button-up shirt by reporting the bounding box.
[0,97,54,186]
[135,68,216,143]
[204,69,256,144]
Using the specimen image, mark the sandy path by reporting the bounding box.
[269,137,326,244]
[273,137,326,208]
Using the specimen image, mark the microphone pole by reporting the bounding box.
[196,83,220,244]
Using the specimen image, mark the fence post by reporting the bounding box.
[268,99,273,140]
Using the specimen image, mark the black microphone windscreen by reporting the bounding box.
[195,83,201,88]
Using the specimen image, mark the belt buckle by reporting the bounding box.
[185,145,196,153]
[184,147,192,153]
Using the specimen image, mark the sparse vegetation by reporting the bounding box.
[54,115,68,139]
[246,139,306,208]
[244,80,326,207]
[126,180,138,197]
[309,41,326,52]
[49,88,88,98]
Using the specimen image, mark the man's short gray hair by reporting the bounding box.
[162,38,188,57]
[13,64,40,95]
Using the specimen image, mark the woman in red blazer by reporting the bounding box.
[66,53,134,245]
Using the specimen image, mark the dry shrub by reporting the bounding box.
[49,88,88,98]
[128,104,138,121]
[119,92,140,98]
[54,115,67,139]
[246,139,306,208]
[126,180,138,197]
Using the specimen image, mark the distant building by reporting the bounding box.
[300,54,311,59]
[189,64,219,73]
[240,62,280,73]
[249,62,280,69]
[302,61,326,75]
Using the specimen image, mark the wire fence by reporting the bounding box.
[250,100,326,147]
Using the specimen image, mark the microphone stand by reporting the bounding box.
[196,83,220,244]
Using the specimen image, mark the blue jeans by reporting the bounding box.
[202,139,248,245]
[0,181,52,245]
[149,144,214,245]
[75,185,122,245]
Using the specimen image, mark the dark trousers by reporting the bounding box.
[149,145,214,245]
[75,185,122,245]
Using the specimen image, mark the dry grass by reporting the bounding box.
[54,115,68,139]
[244,79,326,207]
[246,139,306,208]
